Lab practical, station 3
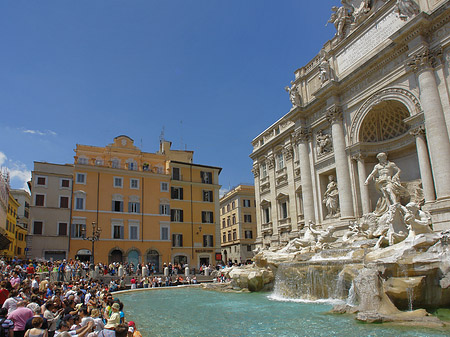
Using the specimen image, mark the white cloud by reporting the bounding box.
[219,188,230,199]
[22,129,57,136]
[0,151,31,191]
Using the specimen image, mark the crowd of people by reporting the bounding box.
[0,259,143,337]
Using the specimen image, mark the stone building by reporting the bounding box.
[30,162,73,260]
[250,0,450,249]
[10,189,30,259]
[220,185,257,264]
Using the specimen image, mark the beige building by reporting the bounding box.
[250,0,450,249]
[220,185,257,264]
[30,162,73,260]
[0,171,10,250]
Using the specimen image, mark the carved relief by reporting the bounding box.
[407,48,439,72]
[266,155,275,170]
[395,0,420,21]
[283,145,294,161]
[316,130,333,156]
[409,125,426,138]
[252,164,260,178]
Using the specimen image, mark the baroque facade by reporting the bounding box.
[250,0,450,249]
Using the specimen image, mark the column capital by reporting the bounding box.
[251,164,259,178]
[407,47,441,72]
[266,155,275,170]
[409,125,426,138]
[351,153,367,162]
[283,144,294,161]
[326,106,343,124]
[292,128,311,144]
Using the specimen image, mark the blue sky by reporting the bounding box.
[0,0,338,193]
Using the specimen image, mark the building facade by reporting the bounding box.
[10,190,31,259]
[0,171,11,250]
[220,185,257,264]
[69,136,222,270]
[30,162,73,260]
[250,0,450,249]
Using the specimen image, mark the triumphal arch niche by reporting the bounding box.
[250,0,450,249]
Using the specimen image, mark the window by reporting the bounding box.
[222,219,225,228]
[128,161,137,171]
[111,159,120,169]
[76,173,86,184]
[171,187,183,200]
[112,225,123,239]
[203,190,213,202]
[161,226,169,240]
[33,221,43,235]
[222,233,226,243]
[172,167,180,180]
[128,202,140,213]
[227,217,230,227]
[58,223,68,236]
[277,152,284,170]
[60,179,70,188]
[203,235,213,247]
[129,223,139,240]
[95,159,103,166]
[244,230,253,239]
[227,231,231,241]
[280,201,288,219]
[112,200,123,212]
[171,209,184,222]
[226,204,230,212]
[78,157,88,165]
[247,245,252,252]
[243,199,251,207]
[161,182,169,192]
[232,201,235,209]
[263,207,270,223]
[260,162,267,178]
[71,223,86,238]
[130,178,139,189]
[232,214,236,224]
[232,230,237,241]
[201,171,212,184]
[36,176,46,186]
[59,196,69,209]
[75,197,84,210]
[160,204,170,216]
[172,234,183,247]
[244,214,252,223]
[201,211,214,224]
[24,210,29,219]
[114,177,123,188]
[35,194,45,207]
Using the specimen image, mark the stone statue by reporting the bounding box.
[374,203,409,248]
[278,221,318,253]
[318,57,332,83]
[327,1,352,39]
[395,0,420,21]
[323,175,340,218]
[309,223,338,249]
[284,81,301,108]
[364,152,409,216]
[316,130,332,155]
[402,202,432,236]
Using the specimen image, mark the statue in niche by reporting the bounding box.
[364,152,409,216]
[316,130,332,155]
[284,81,301,109]
[323,175,340,219]
[318,49,334,84]
[395,0,420,21]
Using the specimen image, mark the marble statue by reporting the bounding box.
[364,152,409,216]
[309,223,338,249]
[402,202,432,236]
[316,130,332,155]
[278,221,319,253]
[318,57,333,83]
[323,175,340,218]
[395,0,420,20]
[327,1,352,39]
[284,81,301,108]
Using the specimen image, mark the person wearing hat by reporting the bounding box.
[103,304,120,330]
[127,321,142,337]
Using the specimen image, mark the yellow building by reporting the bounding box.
[220,185,257,264]
[5,193,26,259]
[69,136,221,270]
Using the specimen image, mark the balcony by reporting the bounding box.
[278,218,291,232]
[261,222,273,235]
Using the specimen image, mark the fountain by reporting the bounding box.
[219,153,450,328]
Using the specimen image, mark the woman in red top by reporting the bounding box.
[0,281,10,306]
[26,264,35,275]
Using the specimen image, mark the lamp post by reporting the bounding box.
[81,221,101,265]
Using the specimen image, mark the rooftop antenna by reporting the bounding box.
[180,120,183,150]
[159,126,165,144]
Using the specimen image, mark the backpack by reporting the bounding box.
[0,318,6,337]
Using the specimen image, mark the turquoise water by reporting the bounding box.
[116,287,448,337]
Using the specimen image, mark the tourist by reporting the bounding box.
[24,317,47,337]
[126,321,141,337]
[24,303,48,331]
[53,320,93,337]
[0,282,11,307]
[43,301,64,337]
[0,307,14,337]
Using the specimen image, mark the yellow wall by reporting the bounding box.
[3,193,25,259]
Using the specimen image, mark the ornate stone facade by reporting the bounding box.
[250,0,450,249]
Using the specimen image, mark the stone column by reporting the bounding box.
[352,154,371,215]
[283,144,298,232]
[292,128,315,224]
[327,106,354,219]
[251,164,263,247]
[410,126,436,203]
[266,155,278,239]
[408,48,450,200]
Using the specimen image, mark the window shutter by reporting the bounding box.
[209,191,213,202]
[209,212,213,223]
[170,209,175,221]
[112,201,115,212]
[171,187,175,199]
[180,188,183,200]
[180,210,184,222]
[120,202,123,212]
[71,224,75,237]
[203,235,207,247]
[128,202,132,212]
[120,226,124,239]
[160,205,163,215]
[202,212,205,223]
[137,203,140,213]
[180,235,183,247]
[172,234,176,246]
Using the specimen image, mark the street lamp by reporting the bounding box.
[81,221,102,265]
